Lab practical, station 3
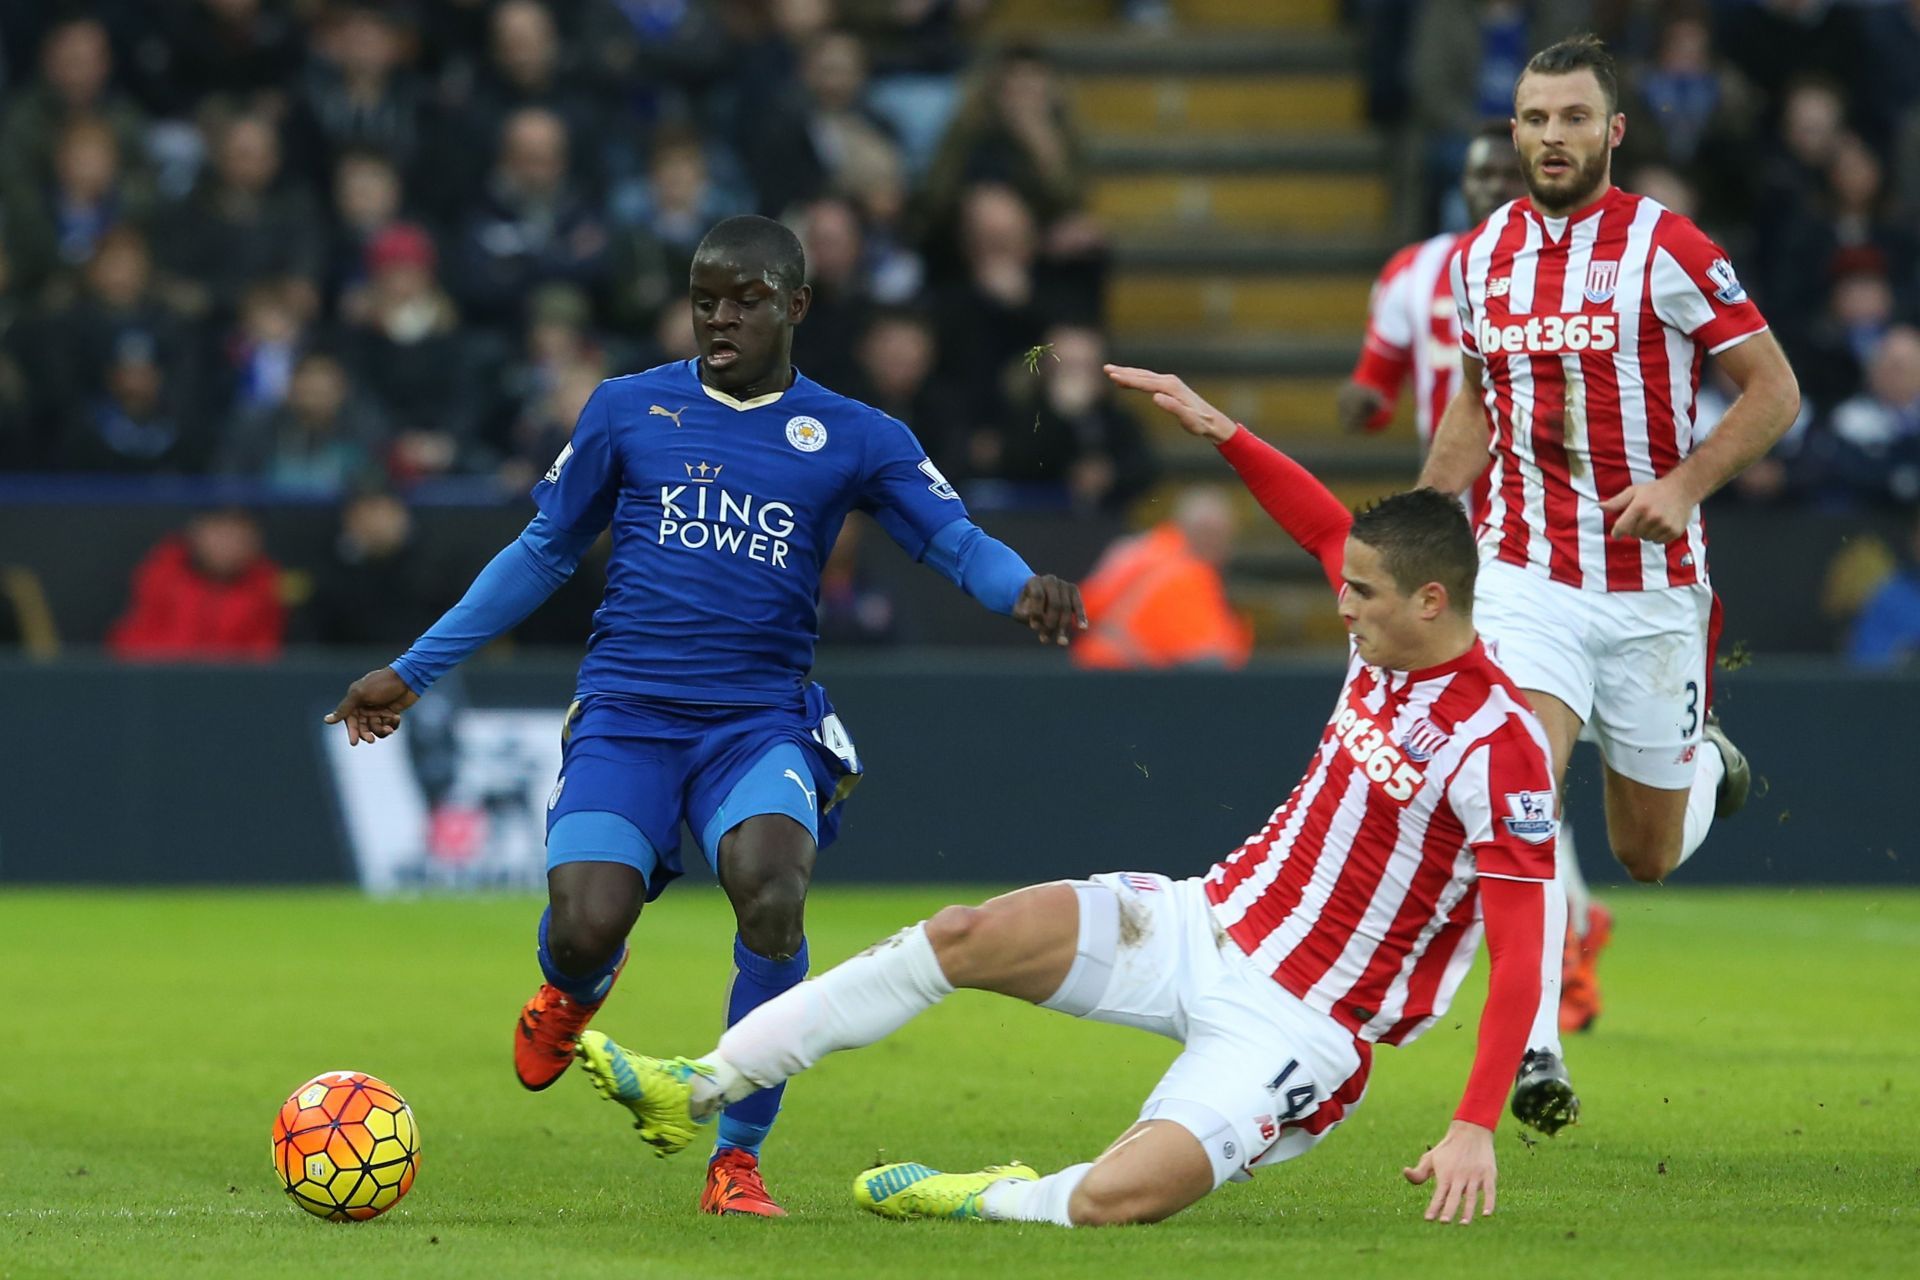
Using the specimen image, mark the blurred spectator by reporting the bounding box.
[994,323,1156,513]
[747,28,903,217]
[425,0,607,219]
[140,0,304,119]
[155,112,325,320]
[578,0,733,136]
[107,509,286,660]
[209,276,308,423]
[342,221,486,482]
[488,282,608,466]
[1407,0,1591,228]
[1817,324,1920,507]
[1754,76,1848,314]
[1793,254,1900,412]
[603,128,736,333]
[930,183,1051,425]
[1772,135,1919,359]
[847,0,978,176]
[1848,511,1920,669]
[0,229,30,468]
[1624,161,1699,219]
[451,107,612,332]
[1072,487,1252,670]
[218,348,387,492]
[1619,14,1757,222]
[817,512,898,645]
[325,148,405,311]
[792,195,873,391]
[1719,0,1865,127]
[848,304,965,471]
[922,45,1097,251]
[31,227,208,470]
[286,1,425,189]
[305,490,452,646]
[498,345,604,492]
[0,17,150,210]
[1,114,158,297]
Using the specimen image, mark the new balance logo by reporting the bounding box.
[1487,276,1512,298]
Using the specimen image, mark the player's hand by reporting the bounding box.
[1600,477,1694,543]
[324,666,420,745]
[1336,381,1388,434]
[1402,1120,1497,1225]
[1103,364,1236,444]
[1014,574,1087,646]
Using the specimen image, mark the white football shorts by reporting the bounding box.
[1041,872,1371,1189]
[1473,557,1713,790]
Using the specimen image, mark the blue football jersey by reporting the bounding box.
[532,359,967,703]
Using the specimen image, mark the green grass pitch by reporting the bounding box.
[2,887,1916,1278]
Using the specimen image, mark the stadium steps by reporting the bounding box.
[993,0,1411,640]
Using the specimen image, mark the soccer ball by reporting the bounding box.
[271,1070,420,1221]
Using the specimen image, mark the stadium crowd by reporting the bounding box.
[0,0,1151,513]
[0,0,1916,663]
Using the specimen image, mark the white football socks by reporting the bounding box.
[1675,738,1726,870]
[979,1163,1092,1227]
[1557,820,1591,937]
[692,921,955,1115]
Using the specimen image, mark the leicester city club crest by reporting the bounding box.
[785,415,827,452]
[1583,259,1619,305]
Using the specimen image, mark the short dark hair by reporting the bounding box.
[1516,33,1619,118]
[693,215,807,295]
[1348,488,1478,615]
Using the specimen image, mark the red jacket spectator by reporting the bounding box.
[108,512,285,660]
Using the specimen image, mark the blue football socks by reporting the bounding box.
[715,934,809,1158]
[536,906,625,1005]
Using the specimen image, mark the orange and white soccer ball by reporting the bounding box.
[271,1071,420,1221]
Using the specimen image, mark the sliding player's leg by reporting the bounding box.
[860,875,1373,1227]
[575,878,1083,1153]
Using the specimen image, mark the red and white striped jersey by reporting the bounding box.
[1358,231,1465,447]
[1452,186,1768,592]
[1204,639,1557,1047]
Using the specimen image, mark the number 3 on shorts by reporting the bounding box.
[1682,680,1700,739]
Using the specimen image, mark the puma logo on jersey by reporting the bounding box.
[1478,312,1618,355]
[650,404,689,428]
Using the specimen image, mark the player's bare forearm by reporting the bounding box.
[1665,332,1801,506]
[1417,376,1492,497]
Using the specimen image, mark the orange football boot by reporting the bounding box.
[1559,902,1613,1034]
[702,1149,787,1217]
[514,953,626,1090]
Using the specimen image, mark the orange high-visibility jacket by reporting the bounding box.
[1072,523,1252,670]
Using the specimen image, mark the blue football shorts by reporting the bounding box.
[543,683,861,900]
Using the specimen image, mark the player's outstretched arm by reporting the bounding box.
[1106,363,1351,592]
[322,512,596,743]
[1416,357,1493,497]
[1405,868,1565,1224]
[916,520,1086,646]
